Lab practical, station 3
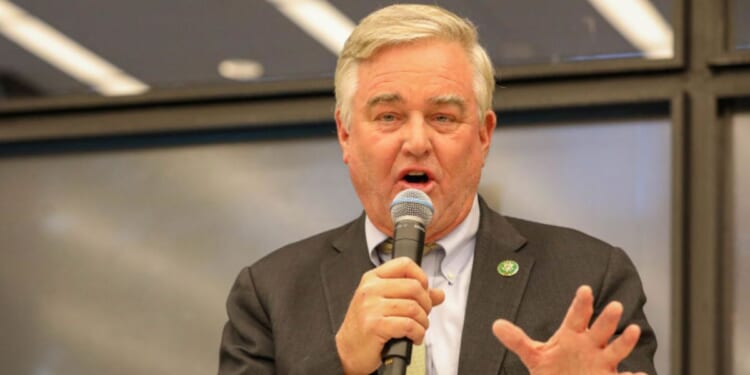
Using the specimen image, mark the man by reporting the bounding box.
[219,4,656,375]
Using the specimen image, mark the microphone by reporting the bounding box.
[381,188,434,375]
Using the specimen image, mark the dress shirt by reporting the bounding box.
[365,195,480,375]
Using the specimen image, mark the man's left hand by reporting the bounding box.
[492,285,647,375]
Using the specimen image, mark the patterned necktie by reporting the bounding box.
[377,238,436,375]
[378,238,440,255]
[406,342,426,375]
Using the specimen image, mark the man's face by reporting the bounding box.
[336,39,496,242]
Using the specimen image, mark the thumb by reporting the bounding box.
[492,319,540,367]
[429,288,445,306]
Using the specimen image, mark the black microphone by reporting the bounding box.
[381,188,434,375]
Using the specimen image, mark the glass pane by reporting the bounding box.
[0,0,674,101]
[0,116,673,374]
[0,138,361,374]
[731,111,750,374]
[481,117,672,375]
[734,0,750,51]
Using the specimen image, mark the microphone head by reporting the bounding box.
[390,189,434,225]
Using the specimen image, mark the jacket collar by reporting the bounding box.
[457,197,532,374]
[320,197,533,375]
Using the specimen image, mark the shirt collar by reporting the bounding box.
[365,195,480,267]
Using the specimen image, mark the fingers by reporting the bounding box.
[335,259,435,374]
[561,285,594,332]
[374,257,429,288]
[588,301,624,347]
[372,278,433,313]
[489,285,645,374]
[353,258,440,338]
[378,315,427,344]
[492,319,540,367]
[381,298,430,329]
[362,258,437,313]
[604,324,642,364]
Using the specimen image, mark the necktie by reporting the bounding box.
[378,238,440,255]
[406,342,426,375]
[377,238,435,375]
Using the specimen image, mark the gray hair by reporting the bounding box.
[334,4,495,129]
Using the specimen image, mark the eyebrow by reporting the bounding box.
[365,92,467,113]
[366,93,404,108]
[429,94,466,107]
[429,94,467,113]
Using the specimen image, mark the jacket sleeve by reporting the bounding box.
[596,247,658,374]
[218,267,276,375]
[218,266,347,375]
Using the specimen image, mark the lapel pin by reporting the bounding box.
[497,260,519,277]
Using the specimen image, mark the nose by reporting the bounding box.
[401,113,432,157]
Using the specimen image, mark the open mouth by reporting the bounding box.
[403,171,429,184]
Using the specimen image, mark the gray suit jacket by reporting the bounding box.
[219,199,657,374]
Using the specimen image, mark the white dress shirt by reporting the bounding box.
[365,195,480,375]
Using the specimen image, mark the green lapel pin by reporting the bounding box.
[497,260,519,277]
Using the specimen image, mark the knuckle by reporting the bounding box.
[364,315,383,332]
[361,269,377,281]
[406,279,423,295]
[396,257,413,266]
[403,319,417,334]
[358,280,381,297]
[405,301,420,317]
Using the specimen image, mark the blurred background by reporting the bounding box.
[0,1,748,374]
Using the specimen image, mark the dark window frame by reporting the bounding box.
[1,1,749,374]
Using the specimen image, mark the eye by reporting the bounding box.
[430,113,460,127]
[433,114,454,123]
[379,113,397,122]
[374,112,402,124]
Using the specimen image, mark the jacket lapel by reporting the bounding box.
[457,199,534,375]
[319,203,534,374]
[320,214,374,333]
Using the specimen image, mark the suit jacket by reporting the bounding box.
[219,198,657,374]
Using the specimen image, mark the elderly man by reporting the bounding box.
[219,4,656,375]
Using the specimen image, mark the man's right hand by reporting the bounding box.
[335,257,445,375]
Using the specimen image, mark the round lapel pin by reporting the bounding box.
[497,260,519,277]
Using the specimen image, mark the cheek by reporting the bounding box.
[360,137,398,165]
[348,140,386,176]
[444,141,485,180]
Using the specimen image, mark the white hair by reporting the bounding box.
[334,4,495,130]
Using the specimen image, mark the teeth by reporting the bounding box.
[407,172,425,176]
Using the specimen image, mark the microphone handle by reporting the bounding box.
[381,219,425,375]
[392,220,426,263]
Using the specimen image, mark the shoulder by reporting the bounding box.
[499,215,639,295]
[228,216,363,313]
[508,216,625,269]
[480,207,631,281]
[249,218,358,275]
[506,216,615,254]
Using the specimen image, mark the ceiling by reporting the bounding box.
[0,0,674,101]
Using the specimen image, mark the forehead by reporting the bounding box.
[355,39,475,104]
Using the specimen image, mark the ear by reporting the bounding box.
[335,109,351,164]
[479,110,496,160]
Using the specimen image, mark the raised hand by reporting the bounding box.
[335,257,445,375]
[492,285,647,375]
